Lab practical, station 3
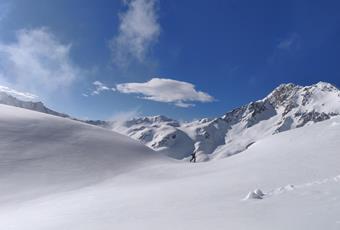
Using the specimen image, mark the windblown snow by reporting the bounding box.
[0,87,68,118]
[1,103,340,229]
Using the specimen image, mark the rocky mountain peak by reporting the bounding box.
[265,83,301,107]
[314,81,338,91]
[1,82,339,162]
[112,81,340,160]
[124,115,179,128]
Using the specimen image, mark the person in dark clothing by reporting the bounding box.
[190,152,196,163]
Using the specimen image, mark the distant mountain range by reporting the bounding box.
[0,89,68,118]
[1,82,339,161]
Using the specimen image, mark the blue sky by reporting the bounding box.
[0,0,339,120]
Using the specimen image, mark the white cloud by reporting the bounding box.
[92,81,110,95]
[116,78,215,108]
[83,81,115,96]
[111,0,160,66]
[0,28,80,96]
[0,85,38,101]
[277,33,301,50]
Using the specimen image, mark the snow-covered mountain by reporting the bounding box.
[1,82,339,161]
[107,82,340,160]
[1,101,340,230]
[0,86,68,118]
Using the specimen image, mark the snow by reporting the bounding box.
[1,104,340,229]
[0,104,165,203]
[1,82,339,162]
[0,85,38,101]
[109,82,340,161]
[243,189,265,200]
[0,86,68,117]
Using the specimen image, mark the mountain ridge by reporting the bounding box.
[107,81,340,160]
[2,93,340,230]
[0,81,339,161]
[0,88,69,118]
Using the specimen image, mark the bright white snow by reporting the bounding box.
[110,82,340,161]
[1,104,340,229]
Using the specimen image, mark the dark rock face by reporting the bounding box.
[245,101,277,128]
[124,115,180,128]
[84,120,110,127]
[266,83,300,107]
[295,111,336,128]
[222,107,246,123]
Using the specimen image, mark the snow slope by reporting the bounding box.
[1,104,340,229]
[0,104,164,204]
[1,83,339,162]
[0,86,68,118]
[109,82,340,161]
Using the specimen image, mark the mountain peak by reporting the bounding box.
[313,81,338,91]
[265,83,301,107]
[109,81,340,161]
[264,81,339,108]
[276,82,297,89]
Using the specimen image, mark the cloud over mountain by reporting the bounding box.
[116,78,215,107]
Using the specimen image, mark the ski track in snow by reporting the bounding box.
[244,174,340,200]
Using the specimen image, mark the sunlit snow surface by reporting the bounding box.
[1,104,340,230]
[110,82,340,161]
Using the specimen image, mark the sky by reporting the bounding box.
[0,0,339,121]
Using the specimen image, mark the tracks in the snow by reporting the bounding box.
[243,174,340,200]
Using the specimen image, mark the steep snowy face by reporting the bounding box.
[0,86,68,118]
[110,82,340,161]
[210,82,340,159]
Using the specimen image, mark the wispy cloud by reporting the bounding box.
[0,85,38,101]
[92,81,114,95]
[267,33,302,64]
[110,0,160,66]
[109,107,142,132]
[110,107,141,122]
[0,28,80,96]
[116,78,215,108]
[82,81,115,96]
[277,33,301,51]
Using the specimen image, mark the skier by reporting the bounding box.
[190,152,196,163]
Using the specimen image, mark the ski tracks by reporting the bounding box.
[243,174,340,200]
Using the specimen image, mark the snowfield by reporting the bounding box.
[0,105,166,204]
[1,104,340,230]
